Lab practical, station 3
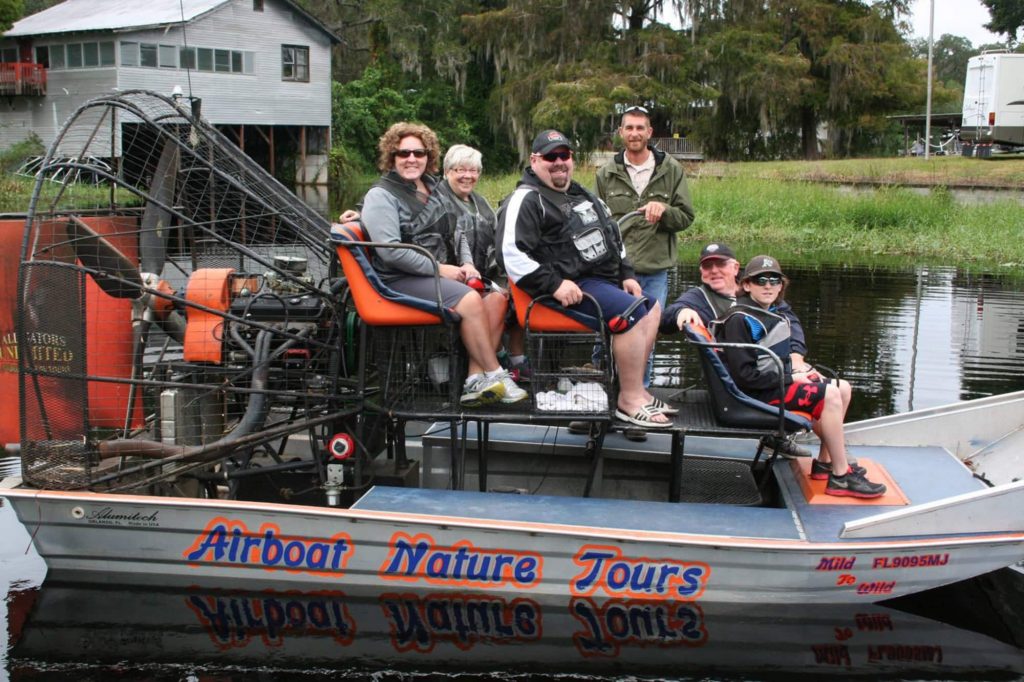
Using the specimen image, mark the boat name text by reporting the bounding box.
[570,597,707,657]
[570,545,709,600]
[380,592,540,652]
[378,532,542,589]
[186,591,355,650]
[816,555,856,571]
[184,517,353,576]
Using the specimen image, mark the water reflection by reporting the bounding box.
[658,262,1024,421]
[8,578,1024,679]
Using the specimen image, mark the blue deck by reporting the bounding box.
[355,438,986,543]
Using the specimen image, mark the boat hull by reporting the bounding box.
[4,486,1023,605]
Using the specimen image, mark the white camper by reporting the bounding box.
[960,51,1024,153]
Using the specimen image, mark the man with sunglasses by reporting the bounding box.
[596,105,695,385]
[496,129,672,429]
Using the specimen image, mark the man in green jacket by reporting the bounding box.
[596,105,695,384]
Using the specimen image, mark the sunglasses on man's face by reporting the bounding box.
[751,275,783,286]
[539,150,572,162]
[394,149,428,159]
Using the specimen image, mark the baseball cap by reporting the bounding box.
[698,243,736,265]
[531,129,574,155]
[742,254,785,279]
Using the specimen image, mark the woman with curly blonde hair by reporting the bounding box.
[357,122,526,408]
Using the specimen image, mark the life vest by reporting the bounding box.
[713,299,792,381]
[372,172,456,264]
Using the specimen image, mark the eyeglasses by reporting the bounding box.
[700,259,731,271]
[451,167,480,176]
[751,275,783,286]
[539,150,572,162]
[394,149,428,159]
[623,105,650,115]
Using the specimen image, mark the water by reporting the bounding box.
[4,261,1024,679]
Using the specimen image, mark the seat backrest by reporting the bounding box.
[509,279,593,333]
[331,222,452,327]
[683,323,811,432]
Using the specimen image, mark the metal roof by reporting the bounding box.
[4,0,339,42]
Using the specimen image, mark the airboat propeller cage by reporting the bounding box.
[15,90,348,491]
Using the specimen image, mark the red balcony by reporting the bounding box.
[0,63,47,96]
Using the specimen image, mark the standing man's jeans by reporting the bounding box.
[635,270,668,387]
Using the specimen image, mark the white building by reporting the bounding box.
[1,0,338,192]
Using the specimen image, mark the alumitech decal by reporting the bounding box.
[378,532,543,589]
[570,545,710,600]
[184,517,354,576]
[84,506,160,527]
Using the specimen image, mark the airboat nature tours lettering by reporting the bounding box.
[379,592,541,652]
[570,597,708,657]
[186,590,356,650]
[570,545,710,600]
[378,532,543,589]
[0,330,75,374]
[184,517,354,576]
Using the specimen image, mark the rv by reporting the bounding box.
[960,51,1024,155]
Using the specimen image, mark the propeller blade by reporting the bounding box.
[139,140,180,275]
[65,216,142,299]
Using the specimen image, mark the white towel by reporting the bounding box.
[536,382,609,412]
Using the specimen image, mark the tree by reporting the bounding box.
[0,0,23,33]
[981,0,1024,42]
[911,34,974,90]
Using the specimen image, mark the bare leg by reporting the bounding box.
[817,378,852,465]
[481,291,508,352]
[613,310,668,423]
[506,323,525,355]
[811,385,849,474]
[454,292,501,376]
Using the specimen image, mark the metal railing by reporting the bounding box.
[0,63,47,96]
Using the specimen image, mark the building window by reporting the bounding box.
[34,45,49,67]
[159,44,177,68]
[121,41,138,67]
[82,42,99,67]
[99,41,115,66]
[50,44,65,69]
[281,45,308,82]
[179,46,195,69]
[253,0,264,11]
[140,43,158,68]
[67,43,82,68]
[0,47,16,63]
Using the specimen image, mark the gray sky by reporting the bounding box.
[909,0,1002,47]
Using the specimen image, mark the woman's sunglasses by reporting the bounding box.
[751,275,783,286]
[394,149,428,159]
[539,150,572,162]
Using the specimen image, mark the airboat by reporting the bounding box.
[2,90,1024,605]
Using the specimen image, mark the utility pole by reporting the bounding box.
[924,0,935,160]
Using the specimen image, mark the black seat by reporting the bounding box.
[682,323,812,435]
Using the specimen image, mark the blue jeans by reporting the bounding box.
[635,270,668,387]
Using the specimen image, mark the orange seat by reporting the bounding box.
[509,280,593,332]
[331,222,456,327]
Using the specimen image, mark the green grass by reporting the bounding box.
[692,155,1024,188]
[475,164,1024,269]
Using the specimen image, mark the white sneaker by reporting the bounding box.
[460,374,505,407]
[495,370,528,404]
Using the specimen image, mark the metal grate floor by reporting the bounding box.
[677,457,762,505]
